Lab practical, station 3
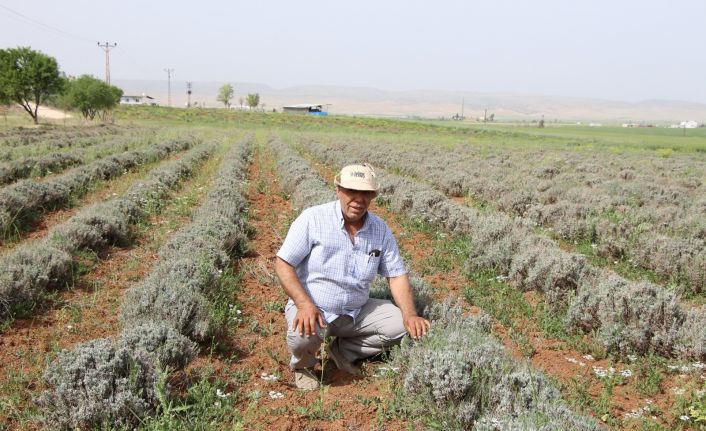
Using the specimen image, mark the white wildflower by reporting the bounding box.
[268,391,284,399]
[672,387,686,396]
[582,354,595,361]
[216,388,230,399]
[680,415,690,421]
[260,372,279,382]
[620,369,633,378]
[627,354,637,363]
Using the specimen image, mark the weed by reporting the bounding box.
[634,355,665,397]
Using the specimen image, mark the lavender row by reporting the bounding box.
[0,143,215,323]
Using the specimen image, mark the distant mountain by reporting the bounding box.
[113,79,706,123]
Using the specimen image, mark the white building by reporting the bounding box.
[120,94,157,106]
[670,121,699,129]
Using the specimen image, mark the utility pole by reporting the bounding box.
[461,97,465,119]
[164,68,174,107]
[186,81,192,108]
[97,42,117,84]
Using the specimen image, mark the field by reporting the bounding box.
[0,106,705,430]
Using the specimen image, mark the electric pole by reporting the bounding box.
[186,81,192,108]
[461,97,465,119]
[97,42,117,84]
[164,68,174,107]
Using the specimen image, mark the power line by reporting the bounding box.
[0,4,96,43]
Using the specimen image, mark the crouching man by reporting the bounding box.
[275,163,430,390]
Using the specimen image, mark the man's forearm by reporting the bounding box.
[275,257,315,307]
[388,274,418,317]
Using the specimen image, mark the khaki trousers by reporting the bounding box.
[285,298,407,369]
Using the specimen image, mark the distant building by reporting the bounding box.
[282,103,330,116]
[669,121,698,129]
[120,94,157,106]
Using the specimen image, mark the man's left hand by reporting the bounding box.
[404,315,430,340]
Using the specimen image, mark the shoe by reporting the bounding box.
[326,344,361,376]
[294,367,321,390]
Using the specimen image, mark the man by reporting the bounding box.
[275,163,430,390]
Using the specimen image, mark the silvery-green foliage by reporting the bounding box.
[269,138,333,209]
[121,138,252,342]
[369,274,433,317]
[465,217,522,274]
[37,338,159,430]
[393,301,600,430]
[508,237,595,308]
[120,321,198,369]
[0,244,72,319]
[0,144,214,322]
[305,135,706,293]
[121,271,213,342]
[566,274,683,356]
[49,203,131,253]
[0,139,192,236]
[303,137,706,359]
[39,138,252,427]
[677,308,706,360]
[0,152,81,184]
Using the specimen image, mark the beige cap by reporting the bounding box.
[334,163,379,192]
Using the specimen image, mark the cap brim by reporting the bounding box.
[335,179,378,191]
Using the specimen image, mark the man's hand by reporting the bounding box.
[404,314,430,340]
[292,302,325,337]
[276,257,325,337]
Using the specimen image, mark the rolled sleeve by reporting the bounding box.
[277,211,312,267]
[378,229,407,278]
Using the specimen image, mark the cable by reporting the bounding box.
[0,3,96,43]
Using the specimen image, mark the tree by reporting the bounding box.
[246,93,260,110]
[217,84,234,108]
[63,75,123,121]
[238,96,244,110]
[0,47,64,124]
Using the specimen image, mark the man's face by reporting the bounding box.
[336,186,376,224]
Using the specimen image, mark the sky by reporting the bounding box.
[1,0,705,104]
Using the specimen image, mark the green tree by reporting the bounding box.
[217,84,234,108]
[63,75,123,120]
[0,47,64,124]
[246,93,260,110]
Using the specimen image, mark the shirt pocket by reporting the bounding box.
[356,251,380,284]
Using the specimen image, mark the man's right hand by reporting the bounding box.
[292,302,325,337]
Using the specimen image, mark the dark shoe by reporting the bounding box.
[326,344,361,376]
[294,367,321,390]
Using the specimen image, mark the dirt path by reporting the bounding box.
[0,149,225,430]
[196,140,407,431]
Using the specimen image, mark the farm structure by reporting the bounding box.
[120,94,157,105]
[0,115,705,431]
[282,103,330,116]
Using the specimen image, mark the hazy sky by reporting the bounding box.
[2,0,705,103]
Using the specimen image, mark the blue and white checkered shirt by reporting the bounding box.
[277,199,407,323]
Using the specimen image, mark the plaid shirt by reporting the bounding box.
[277,199,407,322]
